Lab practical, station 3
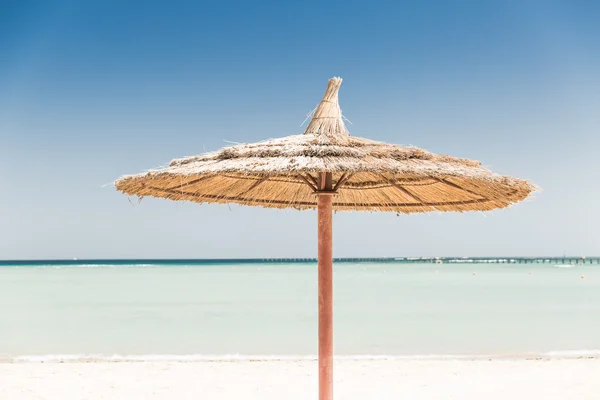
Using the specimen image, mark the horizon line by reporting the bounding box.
[0,256,594,263]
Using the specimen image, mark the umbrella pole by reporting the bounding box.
[317,173,333,400]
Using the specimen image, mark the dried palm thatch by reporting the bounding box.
[115,77,537,213]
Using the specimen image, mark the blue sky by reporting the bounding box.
[1,1,599,259]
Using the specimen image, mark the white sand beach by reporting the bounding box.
[1,358,599,400]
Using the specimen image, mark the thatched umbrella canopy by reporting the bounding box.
[115,77,537,400]
[116,78,533,213]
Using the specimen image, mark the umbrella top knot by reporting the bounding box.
[303,77,349,143]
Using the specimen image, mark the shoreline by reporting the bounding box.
[2,351,600,363]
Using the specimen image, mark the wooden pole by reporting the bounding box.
[317,172,333,400]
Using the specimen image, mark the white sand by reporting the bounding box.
[1,358,598,399]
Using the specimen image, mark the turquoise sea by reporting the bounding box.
[0,261,599,361]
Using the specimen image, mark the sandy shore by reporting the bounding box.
[1,358,598,399]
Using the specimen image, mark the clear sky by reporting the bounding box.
[1,1,599,259]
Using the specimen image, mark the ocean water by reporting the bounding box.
[0,262,599,361]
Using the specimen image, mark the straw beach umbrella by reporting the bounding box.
[115,77,537,400]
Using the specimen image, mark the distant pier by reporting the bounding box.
[255,257,600,264]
